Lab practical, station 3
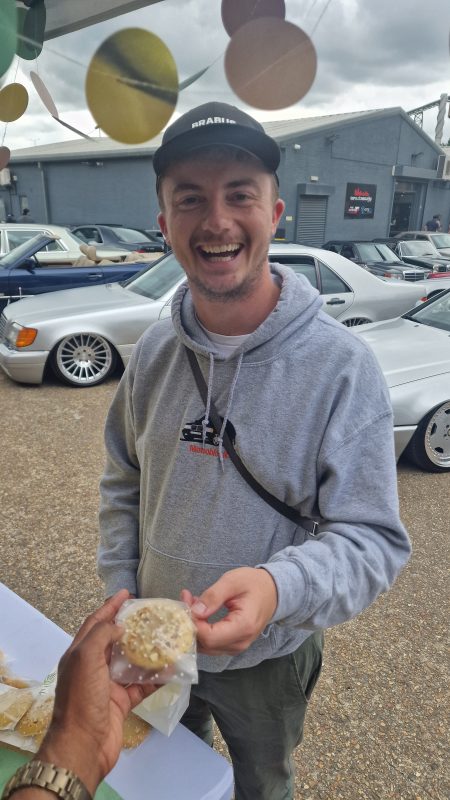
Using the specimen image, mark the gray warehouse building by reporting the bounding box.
[1,106,449,244]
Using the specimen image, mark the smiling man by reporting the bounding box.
[98,102,411,800]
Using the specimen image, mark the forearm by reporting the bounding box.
[37,733,102,797]
[265,416,411,629]
[265,519,410,628]
[3,736,100,800]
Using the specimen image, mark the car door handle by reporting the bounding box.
[87,272,102,279]
[326,297,346,305]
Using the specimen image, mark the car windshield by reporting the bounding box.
[0,234,49,267]
[110,226,152,243]
[123,253,185,299]
[358,243,401,262]
[374,243,402,261]
[403,290,450,331]
[400,241,439,256]
[430,234,450,248]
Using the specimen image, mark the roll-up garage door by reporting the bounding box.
[296,195,328,246]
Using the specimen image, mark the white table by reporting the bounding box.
[0,582,234,800]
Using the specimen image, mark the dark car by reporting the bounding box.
[322,240,427,281]
[0,233,152,311]
[181,416,236,446]
[145,229,169,253]
[181,417,220,446]
[72,224,164,253]
[374,239,450,276]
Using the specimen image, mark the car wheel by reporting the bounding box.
[342,318,372,327]
[51,332,117,387]
[405,401,450,472]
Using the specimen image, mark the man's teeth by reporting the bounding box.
[201,244,241,254]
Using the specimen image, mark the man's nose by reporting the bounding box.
[200,197,231,234]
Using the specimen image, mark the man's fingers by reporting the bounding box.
[195,612,250,655]
[189,574,242,619]
[71,590,129,648]
[180,589,195,606]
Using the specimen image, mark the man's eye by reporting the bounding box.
[179,196,201,206]
[232,193,251,203]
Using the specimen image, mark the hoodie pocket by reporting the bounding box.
[136,542,244,600]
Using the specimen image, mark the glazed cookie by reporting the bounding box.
[121,600,195,671]
[0,688,34,730]
[1,675,30,689]
[122,712,152,749]
[16,695,54,737]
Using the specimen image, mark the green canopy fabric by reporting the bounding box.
[0,748,123,800]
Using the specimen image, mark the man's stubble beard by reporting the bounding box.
[185,241,271,303]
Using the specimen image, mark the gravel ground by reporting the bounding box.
[0,370,449,799]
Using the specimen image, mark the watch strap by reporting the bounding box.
[2,760,92,800]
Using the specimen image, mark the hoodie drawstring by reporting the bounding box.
[200,351,244,470]
[202,352,215,446]
[217,352,244,469]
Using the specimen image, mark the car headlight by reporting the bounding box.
[383,271,403,279]
[6,322,38,348]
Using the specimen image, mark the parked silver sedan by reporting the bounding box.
[0,244,436,388]
[355,289,450,473]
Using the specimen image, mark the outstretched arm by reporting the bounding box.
[6,590,154,800]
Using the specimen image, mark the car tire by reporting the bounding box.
[51,332,117,387]
[405,401,450,472]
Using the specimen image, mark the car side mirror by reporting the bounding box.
[18,257,36,271]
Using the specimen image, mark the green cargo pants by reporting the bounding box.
[181,631,324,800]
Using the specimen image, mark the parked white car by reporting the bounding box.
[355,289,450,473]
[395,231,450,258]
[0,223,129,262]
[0,244,438,388]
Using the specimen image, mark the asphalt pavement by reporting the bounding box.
[0,369,448,800]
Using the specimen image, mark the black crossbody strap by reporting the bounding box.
[185,346,319,535]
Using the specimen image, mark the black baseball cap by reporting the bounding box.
[153,101,280,177]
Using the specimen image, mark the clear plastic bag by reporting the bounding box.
[133,682,191,737]
[110,599,198,686]
[0,684,37,731]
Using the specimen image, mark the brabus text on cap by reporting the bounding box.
[191,117,238,128]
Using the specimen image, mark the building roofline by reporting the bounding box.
[9,106,445,164]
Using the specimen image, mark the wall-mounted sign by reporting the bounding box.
[344,182,376,219]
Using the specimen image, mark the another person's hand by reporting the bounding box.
[181,567,278,656]
[37,590,154,796]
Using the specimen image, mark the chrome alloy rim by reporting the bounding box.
[424,402,450,467]
[56,333,113,385]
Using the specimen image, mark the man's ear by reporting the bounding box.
[158,212,170,247]
[271,198,285,237]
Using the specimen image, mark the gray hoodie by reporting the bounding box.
[98,264,411,672]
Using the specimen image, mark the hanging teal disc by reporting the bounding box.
[0,0,17,79]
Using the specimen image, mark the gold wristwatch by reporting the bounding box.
[2,760,92,800]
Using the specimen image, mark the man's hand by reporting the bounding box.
[181,567,278,656]
[38,590,154,796]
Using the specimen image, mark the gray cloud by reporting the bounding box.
[6,0,450,148]
[304,0,449,90]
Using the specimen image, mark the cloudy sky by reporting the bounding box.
[2,0,450,152]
